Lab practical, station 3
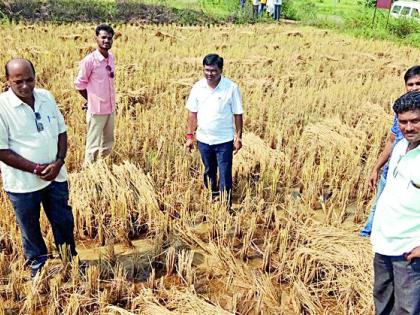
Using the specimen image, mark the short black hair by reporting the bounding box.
[5,58,36,78]
[404,65,420,83]
[393,91,420,114]
[203,54,223,70]
[96,24,114,36]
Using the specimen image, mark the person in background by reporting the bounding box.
[240,0,246,9]
[0,58,76,278]
[75,24,116,165]
[360,65,420,237]
[371,91,420,315]
[185,54,244,209]
[267,0,275,17]
[259,0,267,15]
[252,0,260,18]
[273,0,282,20]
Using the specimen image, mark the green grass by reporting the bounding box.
[313,0,360,16]
[138,0,239,17]
[139,0,362,18]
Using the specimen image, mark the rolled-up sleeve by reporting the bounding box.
[74,58,92,91]
[231,85,244,115]
[0,114,9,150]
[186,85,198,112]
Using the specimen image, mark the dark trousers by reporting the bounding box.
[240,0,246,9]
[7,181,77,276]
[374,253,420,315]
[197,140,233,204]
[253,5,259,18]
[274,4,282,20]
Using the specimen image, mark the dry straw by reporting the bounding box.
[0,21,415,314]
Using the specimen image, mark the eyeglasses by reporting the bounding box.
[10,78,35,87]
[106,65,114,78]
[407,82,420,87]
[34,112,44,132]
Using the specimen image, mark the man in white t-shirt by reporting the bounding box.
[185,54,244,207]
[371,91,420,314]
[0,59,76,277]
[273,0,282,20]
[252,0,260,18]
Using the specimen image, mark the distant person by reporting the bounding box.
[360,66,420,237]
[0,58,76,277]
[185,54,243,208]
[371,91,420,314]
[259,0,267,15]
[75,24,116,165]
[273,0,282,20]
[240,0,246,9]
[252,0,260,18]
[267,0,275,16]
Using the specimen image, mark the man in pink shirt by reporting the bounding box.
[75,24,116,164]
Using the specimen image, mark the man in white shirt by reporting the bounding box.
[273,0,282,20]
[371,91,420,314]
[185,54,243,207]
[0,59,76,277]
[252,0,260,18]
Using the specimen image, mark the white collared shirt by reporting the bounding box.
[371,138,420,256]
[0,88,68,193]
[186,76,244,145]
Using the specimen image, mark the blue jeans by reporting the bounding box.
[197,140,233,205]
[360,174,386,237]
[7,181,77,276]
[253,5,259,18]
[240,0,246,9]
[274,4,282,20]
[374,253,420,314]
[259,3,266,14]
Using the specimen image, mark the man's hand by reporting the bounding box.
[39,160,64,181]
[233,138,242,155]
[33,164,48,175]
[406,246,420,262]
[368,168,380,191]
[185,139,194,152]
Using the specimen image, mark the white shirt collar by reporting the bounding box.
[6,88,45,110]
[199,76,225,91]
[7,88,31,108]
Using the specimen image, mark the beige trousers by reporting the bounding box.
[84,112,115,164]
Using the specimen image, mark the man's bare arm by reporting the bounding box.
[0,149,39,173]
[368,133,396,190]
[233,114,243,154]
[39,132,67,181]
[234,114,243,140]
[185,111,197,151]
[78,89,88,101]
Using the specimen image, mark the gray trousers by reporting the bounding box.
[84,112,115,165]
[374,253,420,315]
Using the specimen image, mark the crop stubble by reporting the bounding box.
[0,22,418,314]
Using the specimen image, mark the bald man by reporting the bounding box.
[0,58,77,277]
